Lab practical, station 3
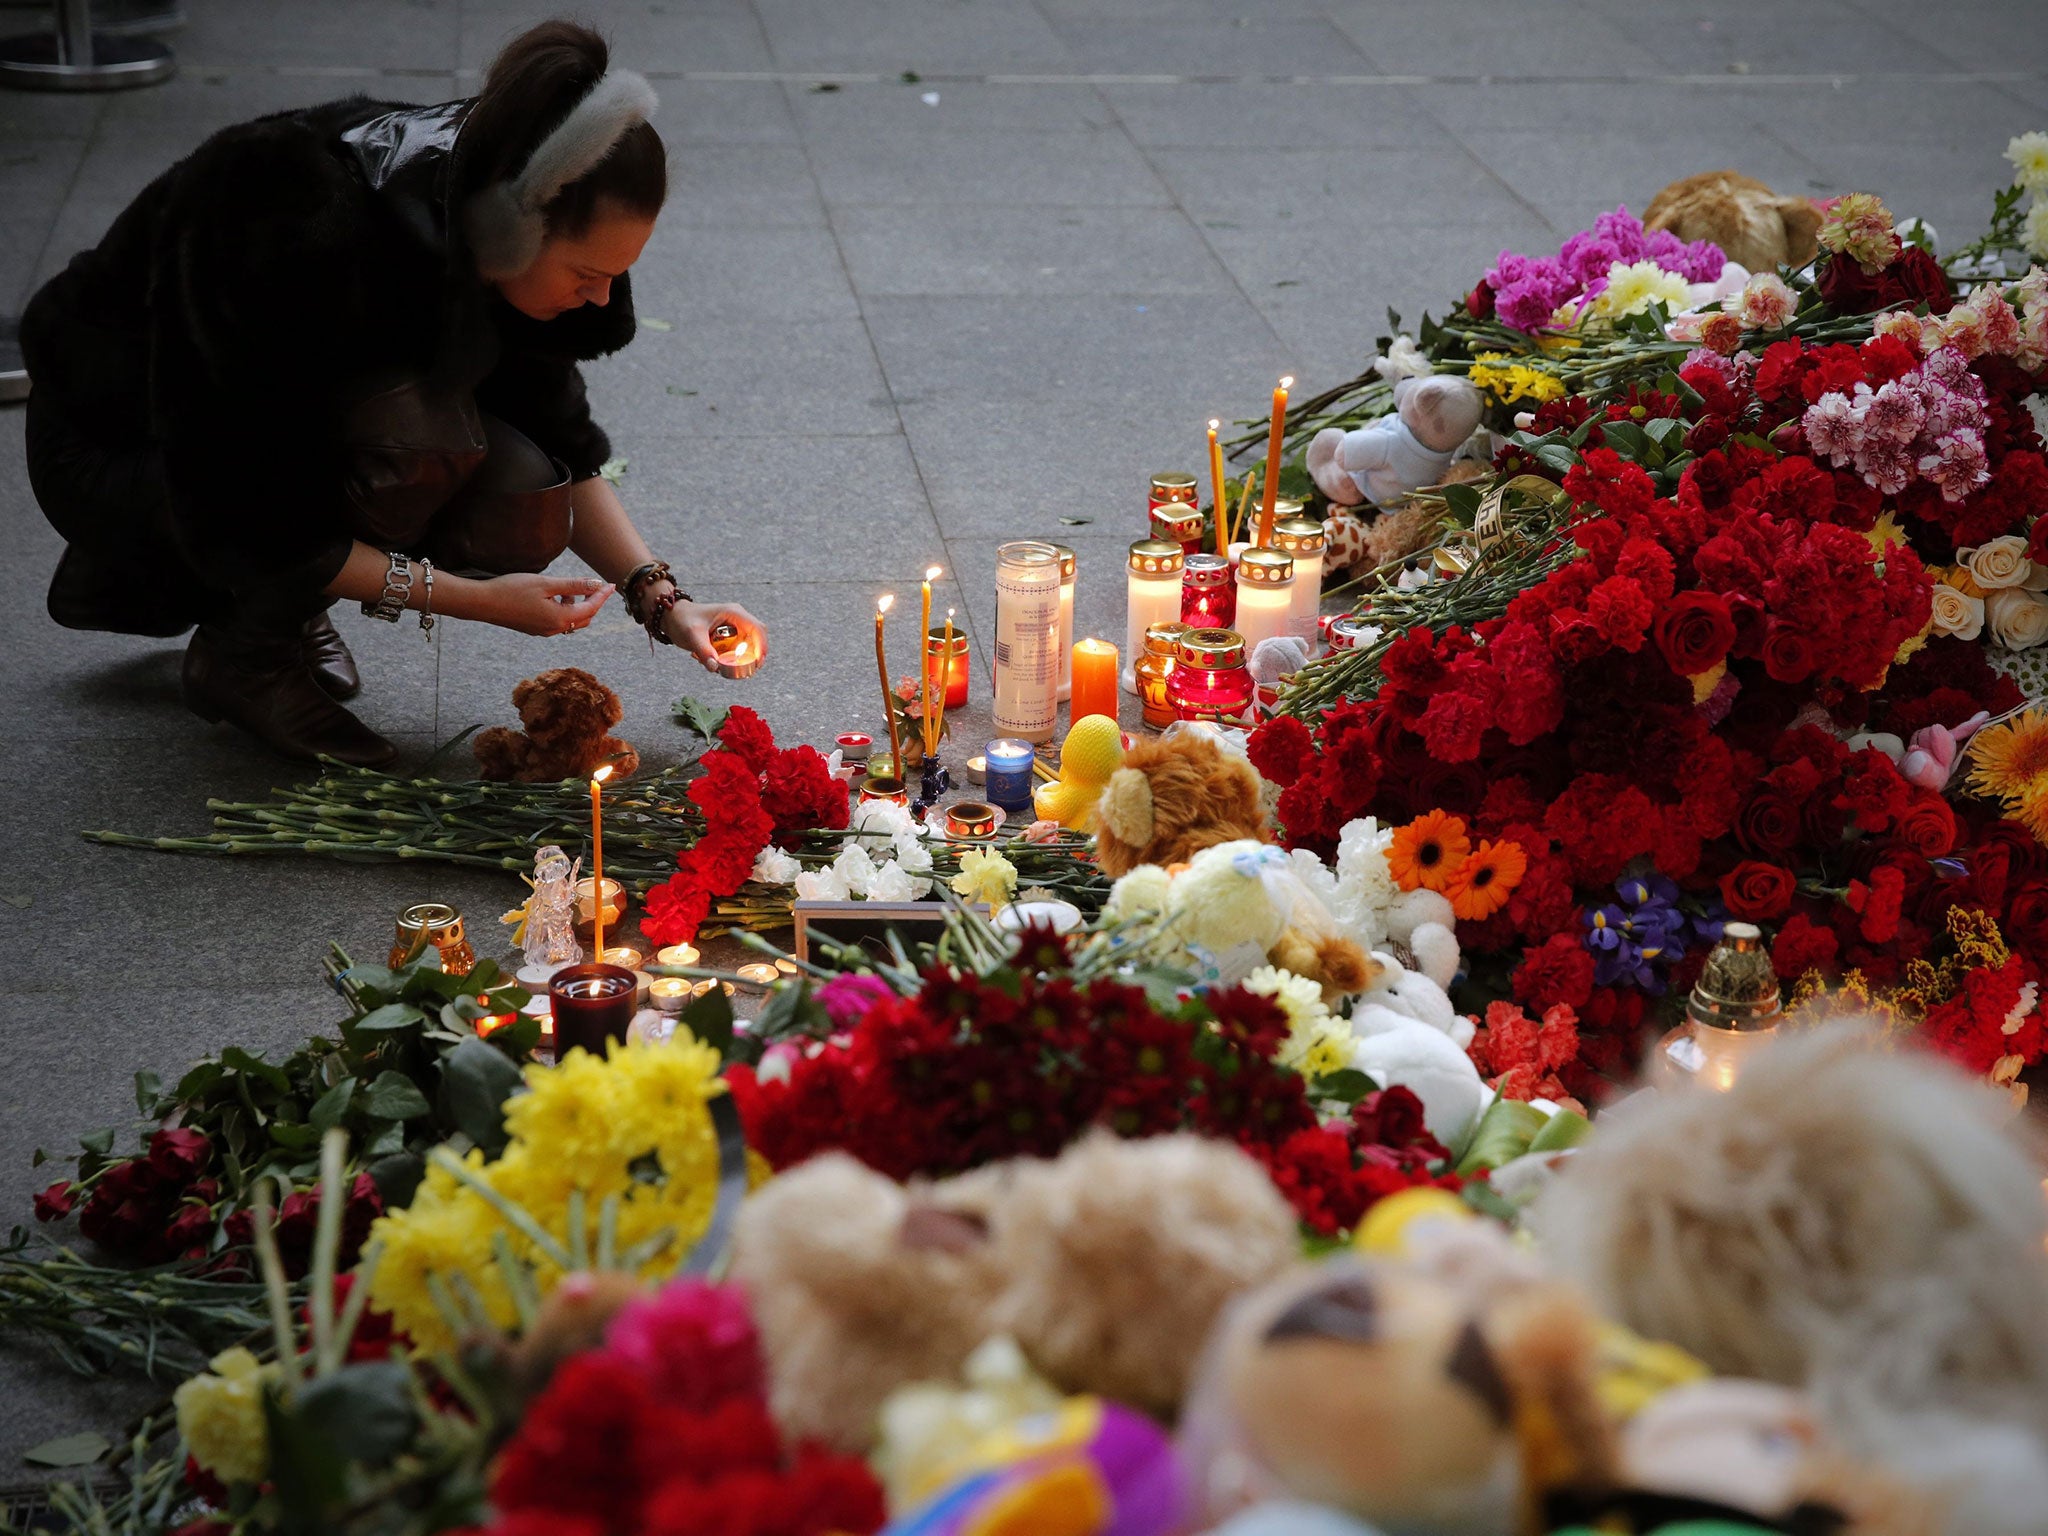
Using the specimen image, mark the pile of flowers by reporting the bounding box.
[460,1280,885,1536]
[1472,205,1727,333]
[728,926,1467,1236]
[1254,177,2048,1099]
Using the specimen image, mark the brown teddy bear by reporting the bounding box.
[728,1131,1300,1452]
[1644,170,1821,274]
[1095,730,1271,878]
[472,667,639,783]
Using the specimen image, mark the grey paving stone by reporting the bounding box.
[0,139,88,220]
[0,83,101,143]
[804,124,1170,207]
[752,0,1074,74]
[1099,79,1452,149]
[661,142,829,229]
[630,224,860,322]
[661,79,801,144]
[1149,143,1538,230]
[179,0,460,70]
[460,0,774,74]
[785,79,1116,137]
[1580,0,1945,77]
[833,203,1233,298]
[1323,0,1668,78]
[1043,15,1378,77]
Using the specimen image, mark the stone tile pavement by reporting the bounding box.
[0,0,2044,1470]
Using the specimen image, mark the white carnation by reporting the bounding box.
[866,860,916,902]
[852,799,915,837]
[794,866,850,901]
[751,846,803,886]
[831,843,879,897]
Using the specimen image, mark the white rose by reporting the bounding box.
[1962,535,2036,590]
[1986,586,2048,650]
[1927,583,1986,641]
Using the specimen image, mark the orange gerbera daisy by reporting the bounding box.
[1388,810,1472,893]
[1447,838,1529,921]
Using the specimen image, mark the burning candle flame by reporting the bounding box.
[925,565,944,581]
[1209,418,1221,430]
[1279,376,1294,389]
[591,764,614,784]
[877,594,894,614]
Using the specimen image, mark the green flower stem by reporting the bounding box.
[308,1130,346,1373]
[249,1180,304,1390]
[428,1148,573,1272]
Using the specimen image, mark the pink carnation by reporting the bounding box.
[1918,429,1992,501]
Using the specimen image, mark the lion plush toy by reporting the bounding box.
[472,667,638,783]
[729,1132,1299,1453]
[1095,730,1270,878]
[1644,171,1820,274]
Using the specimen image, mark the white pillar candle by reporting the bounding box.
[1234,548,1296,659]
[993,540,1063,743]
[1123,539,1185,693]
[1051,544,1076,701]
[1273,516,1326,646]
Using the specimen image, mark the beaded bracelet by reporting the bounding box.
[622,559,691,650]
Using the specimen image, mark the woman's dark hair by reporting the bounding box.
[461,19,667,235]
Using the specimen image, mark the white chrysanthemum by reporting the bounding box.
[2008,131,2048,196]
[1335,817,1399,909]
[751,846,802,885]
[1586,259,1692,321]
[2025,202,2048,262]
[830,843,879,897]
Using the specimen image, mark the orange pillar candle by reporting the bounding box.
[1069,637,1119,725]
[1208,418,1228,557]
[1256,376,1292,548]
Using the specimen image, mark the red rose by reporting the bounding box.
[1760,622,1815,683]
[148,1127,212,1184]
[1350,1087,1437,1152]
[1467,281,1496,320]
[164,1200,217,1255]
[2005,880,2048,953]
[1652,590,1736,676]
[33,1181,75,1221]
[1894,793,1958,858]
[1816,244,1953,315]
[1720,860,1795,921]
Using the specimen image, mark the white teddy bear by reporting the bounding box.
[1285,818,1461,992]
[1345,948,1486,1145]
[1306,375,1484,509]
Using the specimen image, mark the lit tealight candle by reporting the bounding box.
[735,962,780,988]
[600,946,644,971]
[965,753,987,785]
[710,621,761,679]
[835,732,873,763]
[775,958,799,975]
[650,976,693,1013]
[1069,637,1119,726]
[656,943,700,969]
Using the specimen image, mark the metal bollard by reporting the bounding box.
[0,0,175,90]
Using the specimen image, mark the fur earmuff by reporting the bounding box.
[465,70,660,280]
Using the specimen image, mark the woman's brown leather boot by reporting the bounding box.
[182,620,395,767]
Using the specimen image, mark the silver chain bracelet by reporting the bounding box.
[362,551,414,623]
[418,557,436,641]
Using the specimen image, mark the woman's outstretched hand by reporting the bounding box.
[665,600,769,673]
[484,574,615,636]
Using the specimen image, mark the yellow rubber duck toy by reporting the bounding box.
[1032,716,1125,832]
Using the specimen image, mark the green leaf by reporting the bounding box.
[221,1047,291,1092]
[133,1070,161,1114]
[1455,1097,1548,1175]
[175,1060,226,1101]
[268,1123,322,1151]
[78,1128,114,1157]
[363,1120,406,1157]
[1644,416,1687,451]
[341,964,403,996]
[672,696,730,742]
[1308,1067,1380,1106]
[437,1037,525,1159]
[367,1150,424,1209]
[361,1071,432,1121]
[353,1003,428,1033]
[1534,441,1578,475]
[1439,481,1482,528]
[308,1078,357,1135]
[598,456,629,483]
[289,1361,418,1466]
[24,1431,110,1468]
[639,317,673,332]
[265,1388,349,1521]
[1528,1107,1593,1154]
[678,984,735,1059]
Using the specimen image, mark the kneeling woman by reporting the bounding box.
[21,19,763,767]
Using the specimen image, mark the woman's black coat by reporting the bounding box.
[20,94,637,599]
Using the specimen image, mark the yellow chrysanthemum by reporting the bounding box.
[1969,709,2048,806]
[1469,353,1565,406]
[1865,511,1908,558]
[1584,260,1691,322]
[1245,965,1349,1079]
[173,1348,273,1486]
[367,1036,726,1353]
[1939,565,1988,599]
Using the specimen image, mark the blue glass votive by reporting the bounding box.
[984,738,1036,812]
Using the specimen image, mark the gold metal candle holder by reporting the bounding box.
[389,902,477,975]
[860,775,909,806]
[1655,921,1784,1091]
[945,801,1001,840]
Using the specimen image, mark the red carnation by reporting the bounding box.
[1843,865,1907,945]
[33,1181,75,1222]
[1720,860,1795,922]
[1248,714,1316,787]
[714,706,777,775]
[1816,243,1953,315]
[1771,913,1838,980]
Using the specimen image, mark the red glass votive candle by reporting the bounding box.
[1181,553,1236,630]
[1168,628,1253,723]
[548,963,638,1059]
[925,626,971,710]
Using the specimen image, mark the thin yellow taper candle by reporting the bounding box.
[921,564,941,753]
[590,763,614,958]
[875,594,902,774]
[1208,418,1228,558]
[1257,376,1292,548]
[936,606,956,749]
